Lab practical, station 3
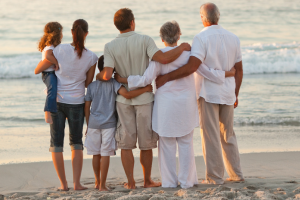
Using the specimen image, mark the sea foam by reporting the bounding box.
[0,42,299,79]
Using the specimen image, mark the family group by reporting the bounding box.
[34,2,244,192]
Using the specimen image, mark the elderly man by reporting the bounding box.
[156,3,244,184]
[97,8,191,189]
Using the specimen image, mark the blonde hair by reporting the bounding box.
[38,22,63,52]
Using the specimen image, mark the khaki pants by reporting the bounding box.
[197,97,243,184]
[116,102,158,150]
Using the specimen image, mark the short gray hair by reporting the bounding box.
[159,21,181,45]
[200,3,220,24]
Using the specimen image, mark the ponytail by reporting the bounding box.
[72,19,88,59]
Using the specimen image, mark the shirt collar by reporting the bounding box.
[200,25,223,32]
[117,31,136,38]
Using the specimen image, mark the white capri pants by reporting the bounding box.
[158,130,198,188]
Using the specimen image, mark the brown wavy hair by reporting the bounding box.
[72,19,88,59]
[38,22,63,52]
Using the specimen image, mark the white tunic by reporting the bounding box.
[191,25,242,105]
[127,46,225,137]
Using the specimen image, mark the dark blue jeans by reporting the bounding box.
[49,102,85,152]
[42,71,57,112]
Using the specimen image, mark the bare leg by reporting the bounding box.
[92,155,101,189]
[121,149,136,189]
[72,150,87,190]
[52,152,68,190]
[45,111,53,124]
[99,156,110,191]
[140,149,161,188]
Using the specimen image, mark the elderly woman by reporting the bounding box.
[115,21,235,188]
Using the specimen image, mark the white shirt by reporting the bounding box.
[53,44,98,104]
[191,25,242,105]
[42,45,55,72]
[128,46,225,137]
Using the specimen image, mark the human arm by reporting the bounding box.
[156,56,201,88]
[152,43,191,64]
[118,85,153,99]
[96,67,114,81]
[34,59,53,74]
[234,61,243,108]
[115,61,159,90]
[45,50,59,70]
[84,101,91,127]
[85,63,96,88]
[84,101,91,135]
[197,64,236,84]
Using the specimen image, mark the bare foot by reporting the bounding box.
[57,187,69,191]
[45,111,53,124]
[74,184,88,190]
[226,178,245,182]
[201,180,223,185]
[99,185,110,191]
[124,182,136,189]
[94,184,99,189]
[57,182,69,191]
[144,180,161,188]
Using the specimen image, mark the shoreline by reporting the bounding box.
[1,151,300,199]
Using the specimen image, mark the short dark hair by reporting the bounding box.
[114,8,134,31]
[98,55,104,72]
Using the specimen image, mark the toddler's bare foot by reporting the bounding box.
[95,184,99,189]
[45,111,53,124]
[74,183,88,190]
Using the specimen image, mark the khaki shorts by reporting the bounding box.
[116,102,158,150]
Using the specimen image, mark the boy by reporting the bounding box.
[84,55,152,191]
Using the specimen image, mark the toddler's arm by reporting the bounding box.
[34,59,53,74]
[45,50,59,70]
[118,85,152,99]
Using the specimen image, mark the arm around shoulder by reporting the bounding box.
[96,67,114,82]
[152,43,191,64]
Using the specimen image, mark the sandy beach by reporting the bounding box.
[0,151,299,199]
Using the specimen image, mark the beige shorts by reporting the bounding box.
[84,128,117,156]
[116,102,158,150]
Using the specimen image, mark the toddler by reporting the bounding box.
[34,22,63,124]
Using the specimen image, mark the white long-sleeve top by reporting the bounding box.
[128,46,225,137]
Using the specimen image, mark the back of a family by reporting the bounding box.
[34,2,244,191]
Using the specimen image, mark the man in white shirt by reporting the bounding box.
[97,8,191,189]
[156,3,244,184]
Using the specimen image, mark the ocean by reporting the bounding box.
[0,0,300,165]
